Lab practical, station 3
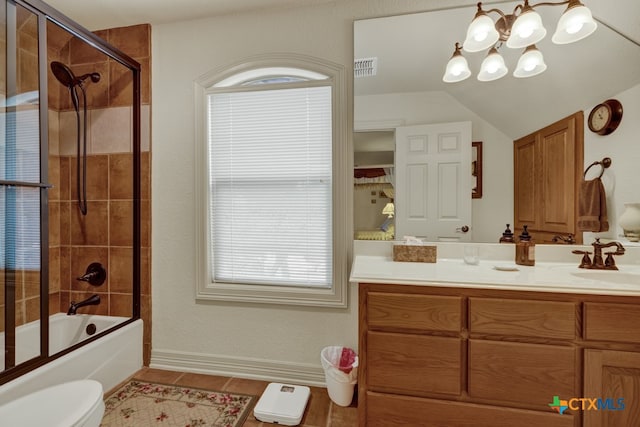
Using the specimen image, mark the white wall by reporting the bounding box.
[152,0,639,384]
[355,91,513,243]
[582,83,640,243]
[152,0,476,383]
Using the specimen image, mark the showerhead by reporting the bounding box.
[51,61,76,87]
[50,61,101,87]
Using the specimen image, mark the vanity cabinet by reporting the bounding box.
[358,283,640,427]
[513,111,583,244]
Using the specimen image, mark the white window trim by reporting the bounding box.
[194,53,349,308]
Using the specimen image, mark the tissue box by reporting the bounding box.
[393,244,437,263]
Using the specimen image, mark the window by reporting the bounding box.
[194,54,349,307]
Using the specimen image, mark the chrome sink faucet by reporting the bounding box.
[572,238,625,270]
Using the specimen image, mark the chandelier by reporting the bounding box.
[443,0,597,83]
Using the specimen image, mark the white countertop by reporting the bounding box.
[350,255,640,296]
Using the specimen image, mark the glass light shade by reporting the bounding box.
[552,4,597,44]
[513,46,547,78]
[506,9,547,48]
[477,48,508,82]
[382,202,395,217]
[463,14,500,52]
[443,53,471,83]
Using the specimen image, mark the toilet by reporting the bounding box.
[0,379,105,427]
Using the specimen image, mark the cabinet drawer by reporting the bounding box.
[366,391,575,427]
[367,331,461,396]
[367,292,461,332]
[468,340,576,407]
[469,297,576,340]
[584,302,640,344]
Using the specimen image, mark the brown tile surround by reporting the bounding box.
[52,150,152,361]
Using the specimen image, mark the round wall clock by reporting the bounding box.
[588,99,623,135]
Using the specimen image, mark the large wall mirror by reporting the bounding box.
[354,1,640,243]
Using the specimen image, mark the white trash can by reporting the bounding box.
[320,346,358,407]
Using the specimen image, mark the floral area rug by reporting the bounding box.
[101,380,256,427]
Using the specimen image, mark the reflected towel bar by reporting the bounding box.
[583,157,612,179]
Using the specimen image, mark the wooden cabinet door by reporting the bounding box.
[538,115,579,234]
[514,133,539,231]
[584,349,640,427]
[513,112,583,242]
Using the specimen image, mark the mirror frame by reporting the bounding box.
[472,141,482,199]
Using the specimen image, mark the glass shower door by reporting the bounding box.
[0,0,48,375]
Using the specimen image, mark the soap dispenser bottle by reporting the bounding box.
[515,225,535,266]
[499,224,515,243]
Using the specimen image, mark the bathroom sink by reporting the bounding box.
[571,271,640,285]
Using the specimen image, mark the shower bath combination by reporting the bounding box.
[0,0,142,397]
[50,61,101,215]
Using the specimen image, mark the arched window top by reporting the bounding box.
[214,67,329,88]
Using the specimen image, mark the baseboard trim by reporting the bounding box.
[150,349,326,387]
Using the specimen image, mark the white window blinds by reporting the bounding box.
[0,108,41,270]
[208,85,333,287]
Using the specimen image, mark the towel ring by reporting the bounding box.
[583,157,612,179]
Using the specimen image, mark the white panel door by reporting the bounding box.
[395,121,472,241]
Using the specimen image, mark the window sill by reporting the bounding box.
[196,280,348,308]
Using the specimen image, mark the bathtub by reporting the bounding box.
[0,313,143,405]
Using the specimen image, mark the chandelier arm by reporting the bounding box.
[511,4,524,15]
[528,0,571,9]
[483,7,508,19]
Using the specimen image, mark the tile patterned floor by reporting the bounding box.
[109,368,358,427]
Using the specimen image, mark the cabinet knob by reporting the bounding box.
[457,225,470,233]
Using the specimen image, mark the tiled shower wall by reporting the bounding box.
[47,23,152,363]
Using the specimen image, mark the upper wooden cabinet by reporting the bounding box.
[514,112,584,243]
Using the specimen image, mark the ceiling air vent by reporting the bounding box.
[354,57,377,78]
